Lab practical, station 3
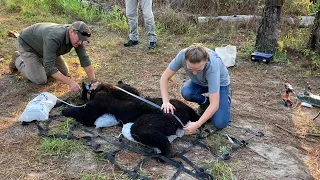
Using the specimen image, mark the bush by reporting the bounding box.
[283,0,319,16]
[156,8,195,35]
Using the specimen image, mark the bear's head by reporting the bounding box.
[81,82,91,101]
[81,81,140,101]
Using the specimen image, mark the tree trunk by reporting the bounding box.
[308,10,320,53]
[255,1,282,54]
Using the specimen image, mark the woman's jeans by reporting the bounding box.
[181,80,230,129]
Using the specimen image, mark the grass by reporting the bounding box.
[35,118,83,157]
[278,28,311,51]
[37,138,82,157]
[157,8,196,35]
[0,0,319,179]
[238,36,256,57]
[283,0,320,16]
[206,161,234,180]
[0,0,128,33]
[103,5,128,33]
[79,173,108,180]
[1,0,317,71]
[304,49,320,69]
[49,118,74,135]
[274,50,290,64]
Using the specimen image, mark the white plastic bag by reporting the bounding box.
[215,45,237,67]
[18,92,57,122]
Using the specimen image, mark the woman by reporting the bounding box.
[160,43,230,135]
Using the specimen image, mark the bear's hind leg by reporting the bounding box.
[133,130,171,158]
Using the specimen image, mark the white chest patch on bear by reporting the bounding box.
[94,113,119,128]
[122,122,185,154]
[122,123,137,142]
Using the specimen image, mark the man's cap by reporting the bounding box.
[71,21,91,42]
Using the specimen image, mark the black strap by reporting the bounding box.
[80,125,246,179]
[31,116,218,179]
[171,164,185,180]
[97,134,213,180]
[174,152,214,180]
[104,150,151,180]
[34,120,79,140]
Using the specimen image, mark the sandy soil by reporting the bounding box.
[0,6,319,180]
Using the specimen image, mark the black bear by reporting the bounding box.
[62,81,144,126]
[62,81,200,157]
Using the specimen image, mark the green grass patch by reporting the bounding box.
[278,29,311,51]
[274,50,290,64]
[157,8,195,35]
[0,0,128,33]
[283,0,320,16]
[17,0,103,22]
[36,117,82,157]
[37,138,82,157]
[103,5,128,33]
[49,118,74,135]
[206,161,233,180]
[238,38,256,56]
[304,49,320,69]
[80,173,108,180]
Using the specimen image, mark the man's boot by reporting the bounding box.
[9,51,19,73]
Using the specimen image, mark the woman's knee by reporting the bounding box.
[181,87,193,101]
[211,110,230,129]
[212,119,229,129]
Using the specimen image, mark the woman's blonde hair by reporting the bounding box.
[185,43,209,63]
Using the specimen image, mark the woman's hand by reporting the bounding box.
[183,121,201,135]
[161,102,176,114]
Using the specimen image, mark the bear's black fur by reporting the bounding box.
[62,81,200,157]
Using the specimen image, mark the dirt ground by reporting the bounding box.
[0,7,320,180]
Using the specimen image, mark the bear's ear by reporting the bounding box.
[117,80,124,85]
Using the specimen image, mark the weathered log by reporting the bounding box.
[197,15,315,27]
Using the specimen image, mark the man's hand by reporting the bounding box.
[51,71,81,92]
[183,121,202,135]
[89,81,98,91]
[69,80,81,92]
[161,102,176,114]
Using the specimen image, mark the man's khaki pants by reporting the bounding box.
[15,41,69,84]
[125,0,157,42]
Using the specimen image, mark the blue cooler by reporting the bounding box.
[251,52,273,64]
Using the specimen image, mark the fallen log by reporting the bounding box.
[197,15,315,27]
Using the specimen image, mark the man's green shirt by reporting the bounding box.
[18,23,91,76]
